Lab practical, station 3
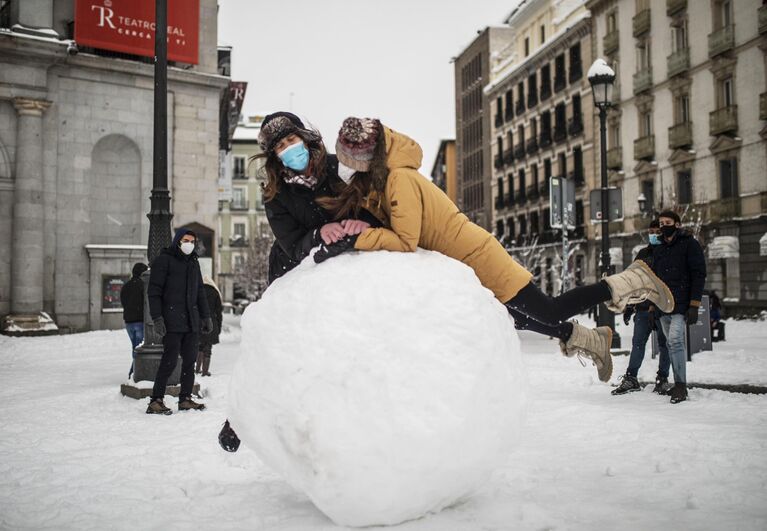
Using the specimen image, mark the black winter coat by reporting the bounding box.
[120,276,145,323]
[265,154,382,283]
[148,247,211,333]
[199,284,223,347]
[651,230,706,314]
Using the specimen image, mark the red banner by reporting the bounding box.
[75,0,199,64]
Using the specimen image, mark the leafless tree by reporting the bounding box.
[234,232,274,301]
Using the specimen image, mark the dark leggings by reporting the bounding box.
[504,281,612,341]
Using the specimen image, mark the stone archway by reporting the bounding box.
[89,134,142,244]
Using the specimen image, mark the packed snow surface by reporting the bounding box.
[228,250,528,527]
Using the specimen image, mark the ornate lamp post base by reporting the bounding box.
[1,312,58,336]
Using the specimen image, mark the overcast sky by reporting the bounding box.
[218,0,521,173]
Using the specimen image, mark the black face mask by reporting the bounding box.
[660,225,677,239]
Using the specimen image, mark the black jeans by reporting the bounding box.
[151,332,199,400]
[505,281,612,341]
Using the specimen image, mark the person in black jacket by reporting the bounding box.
[651,211,707,404]
[196,276,223,377]
[120,262,147,378]
[612,221,671,395]
[146,228,213,415]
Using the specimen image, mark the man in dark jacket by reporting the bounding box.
[651,211,707,404]
[612,221,671,395]
[120,262,147,378]
[146,228,213,414]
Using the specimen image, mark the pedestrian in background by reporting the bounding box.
[612,221,671,396]
[651,211,707,404]
[120,262,147,378]
[146,228,213,415]
[196,275,223,377]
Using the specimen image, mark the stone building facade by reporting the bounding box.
[0,0,228,332]
[587,0,767,314]
[486,0,595,294]
[454,27,513,230]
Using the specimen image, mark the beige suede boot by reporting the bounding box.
[559,323,614,382]
[603,260,674,313]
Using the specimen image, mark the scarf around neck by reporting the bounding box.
[283,173,318,190]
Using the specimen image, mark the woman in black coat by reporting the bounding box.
[258,112,381,283]
[196,276,223,376]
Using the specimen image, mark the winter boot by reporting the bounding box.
[178,397,206,411]
[202,355,211,377]
[652,374,672,395]
[611,373,641,395]
[603,260,675,314]
[560,323,613,382]
[146,399,172,415]
[669,383,688,404]
[218,420,241,453]
[195,351,204,374]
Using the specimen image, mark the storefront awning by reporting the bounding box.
[708,236,739,259]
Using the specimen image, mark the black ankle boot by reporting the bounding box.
[670,383,688,404]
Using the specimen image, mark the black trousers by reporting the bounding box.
[505,281,612,341]
[151,332,199,400]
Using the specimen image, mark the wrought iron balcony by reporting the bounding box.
[494,155,504,169]
[568,115,584,137]
[633,9,651,37]
[539,130,552,148]
[709,105,738,136]
[495,196,505,210]
[761,92,767,121]
[504,149,514,165]
[633,135,655,161]
[708,24,735,58]
[526,137,539,155]
[528,90,538,109]
[514,143,526,161]
[633,67,653,95]
[527,185,539,201]
[495,114,503,128]
[573,167,585,187]
[603,30,619,56]
[229,236,248,247]
[540,82,552,101]
[569,63,583,84]
[554,73,566,92]
[760,4,767,35]
[505,108,514,122]
[667,0,686,17]
[607,146,622,170]
[232,171,248,180]
[516,99,526,116]
[230,199,249,211]
[506,194,516,208]
[553,124,567,143]
[668,121,693,149]
[667,47,689,78]
[540,178,550,197]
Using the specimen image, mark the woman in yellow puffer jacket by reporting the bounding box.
[315,118,675,383]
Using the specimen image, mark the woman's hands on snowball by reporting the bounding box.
[320,222,346,244]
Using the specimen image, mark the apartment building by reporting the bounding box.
[430,139,458,205]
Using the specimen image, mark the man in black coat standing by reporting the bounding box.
[120,262,148,378]
[652,211,707,404]
[146,228,213,415]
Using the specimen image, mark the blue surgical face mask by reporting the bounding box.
[278,141,310,172]
[649,234,661,246]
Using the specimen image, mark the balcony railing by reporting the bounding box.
[667,0,686,17]
[230,199,249,211]
[760,4,767,35]
[633,9,651,37]
[505,108,514,122]
[495,114,503,128]
[633,135,655,161]
[516,99,526,116]
[633,67,653,95]
[518,189,528,204]
[569,63,583,84]
[539,130,552,148]
[494,155,504,169]
[603,30,619,56]
[495,196,505,210]
[607,146,622,169]
[708,24,735,58]
[526,137,539,155]
[709,105,738,136]
[506,194,516,208]
[667,47,689,78]
[568,115,584,137]
[553,124,567,143]
[232,171,247,180]
[540,178,550,197]
[229,236,248,247]
[760,92,767,121]
[528,91,538,109]
[514,143,526,161]
[668,121,693,149]
[540,82,552,101]
[504,149,514,165]
[554,73,566,92]
[572,168,585,187]
[527,185,539,201]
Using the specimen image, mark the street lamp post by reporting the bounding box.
[132,0,174,384]
[588,59,620,348]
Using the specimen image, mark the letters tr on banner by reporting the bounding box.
[75,0,200,64]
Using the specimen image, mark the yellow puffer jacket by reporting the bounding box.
[355,127,532,303]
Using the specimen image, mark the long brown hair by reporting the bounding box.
[317,123,389,220]
[254,128,327,202]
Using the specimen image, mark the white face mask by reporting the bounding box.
[180,241,195,255]
[337,161,357,184]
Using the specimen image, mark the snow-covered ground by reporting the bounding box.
[1,314,766,530]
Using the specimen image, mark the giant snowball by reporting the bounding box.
[228,249,527,527]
